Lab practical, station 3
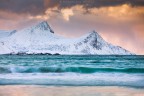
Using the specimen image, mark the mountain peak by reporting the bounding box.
[81,30,107,48]
[86,30,103,40]
[37,21,48,26]
[88,30,97,35]
[29,21,54,33]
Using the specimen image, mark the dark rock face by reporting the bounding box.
[13,53,53,55]
[17,52,27,55]
[53,53,60,55]
[90,38,103,50]
[37,53,52,55]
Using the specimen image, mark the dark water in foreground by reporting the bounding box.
[0,55,144,88]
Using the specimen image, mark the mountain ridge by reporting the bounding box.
[0,21,134,55]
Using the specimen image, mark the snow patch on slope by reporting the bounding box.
[0,30,16,38]
[0,42,12,54]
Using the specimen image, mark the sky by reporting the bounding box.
[0,0,144,54]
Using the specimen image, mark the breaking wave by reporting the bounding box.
[0,66,144,73]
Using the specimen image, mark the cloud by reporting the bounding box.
[0,0,144,16]
[0,0,44,14]
[28,6,75,21]
[0,9,40,30]
[61,8,74,21]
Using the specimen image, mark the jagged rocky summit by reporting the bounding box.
[0,21,134,55]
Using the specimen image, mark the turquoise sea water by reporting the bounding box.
[0,55,144,88]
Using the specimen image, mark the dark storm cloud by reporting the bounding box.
[45,0,144,8]
[0,0,44,15]
[0,0,144,15]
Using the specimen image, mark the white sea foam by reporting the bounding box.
[0,73,143,87]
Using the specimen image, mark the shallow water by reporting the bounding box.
[0,86,144,96]
[0,55,144,88]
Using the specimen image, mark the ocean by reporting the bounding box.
[0,55,144,88]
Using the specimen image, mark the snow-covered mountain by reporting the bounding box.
[0,21,134,55]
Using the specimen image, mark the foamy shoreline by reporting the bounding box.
[0,85,144,96]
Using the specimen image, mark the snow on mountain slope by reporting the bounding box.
[0,21,134,55]
[0,42,12,54]
[0,30,16,38]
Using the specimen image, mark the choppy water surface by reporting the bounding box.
[0,55,144,88]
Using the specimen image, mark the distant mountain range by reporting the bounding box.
[0,21,134,55]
